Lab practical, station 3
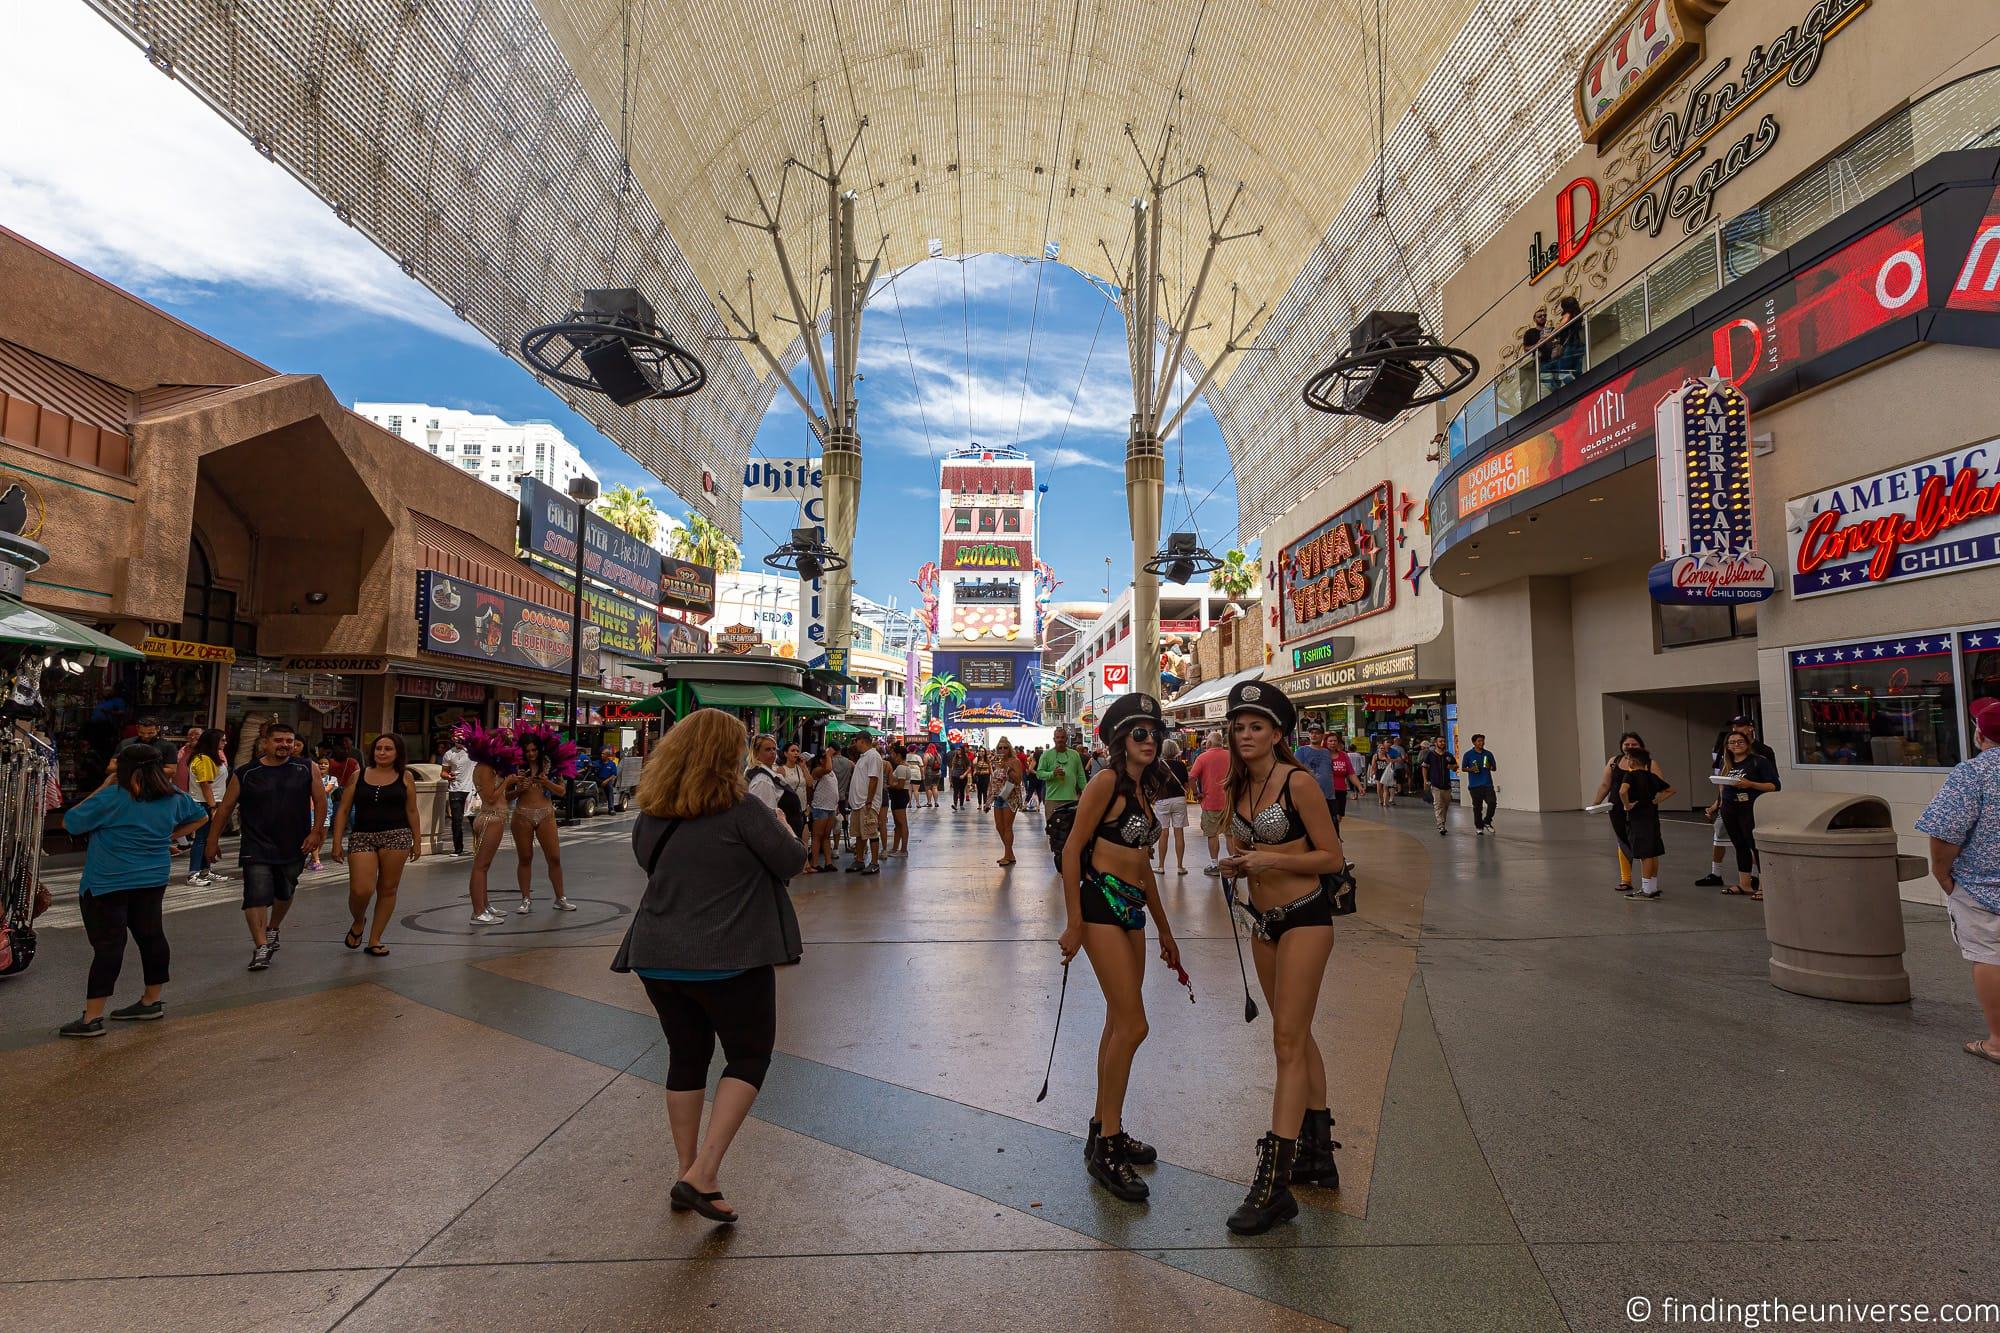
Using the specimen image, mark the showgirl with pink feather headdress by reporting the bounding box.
[511,721,582,779]
[455,719,522,776]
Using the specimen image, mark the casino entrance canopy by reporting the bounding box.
[81,0,1633,536]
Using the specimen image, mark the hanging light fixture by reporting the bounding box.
[765,527,848,583]
[519,288,707,406]
[1142,532,1223,586]
[1302,312,1479,424]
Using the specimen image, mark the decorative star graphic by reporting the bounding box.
[1399,490,1416,524]
[1403,550,1427,596]
[1420,500,1432,536]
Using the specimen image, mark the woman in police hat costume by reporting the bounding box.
[1057,690,1183,1203]
[1216,678,1347,1234]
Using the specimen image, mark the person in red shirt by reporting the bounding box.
[1187,729,1232,876]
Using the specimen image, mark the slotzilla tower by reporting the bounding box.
[931,447,1041,736]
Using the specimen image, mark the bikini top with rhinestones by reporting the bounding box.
[1229,767,1309,845]
[1095,796,1161,849]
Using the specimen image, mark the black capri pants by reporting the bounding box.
[641,966,777,1092]
[79,885,170,1001]
[1720,801,1758,875]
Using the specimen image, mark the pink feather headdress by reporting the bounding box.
[455,720,521,776]
[513,721,582,778]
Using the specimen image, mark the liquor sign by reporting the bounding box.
[659,557,717,619]
[1458,201,1931,524]
[1650,378,1774,604]
[517,476,662,605]
[415,571,593,678]
[1360,693,1414,713]
[1274,647,1420,699]
[1533,0,1868,282]
[140,636,235,664]
[1785,439,2000,598]
[1278,482,1396,645]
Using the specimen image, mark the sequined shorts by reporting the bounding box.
[345,827,414,854]
[1080,867,1147,931]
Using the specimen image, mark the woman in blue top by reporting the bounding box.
[58,743,210,1037]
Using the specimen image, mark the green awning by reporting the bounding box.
[628,692,675,716]
[769,685,837,714]
[0,595,144,661]
[824,719,876,737]
[690,681,784,709]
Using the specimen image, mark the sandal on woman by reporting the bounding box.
[344,926,364,950]
[670,1179,737,1223]
[364,944,391,957]
[1748,890,1764,900]
[1964,1039,2000,1066]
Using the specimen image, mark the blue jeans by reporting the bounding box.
[188,812,214,877]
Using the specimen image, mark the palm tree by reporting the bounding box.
[919,672,966,720]
[597,484,661,544]
[1209,547,1257,598]
[667,511,742,573]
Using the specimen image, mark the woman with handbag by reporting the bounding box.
[1057,693,1181,1204]
[990,738,1023,866]
[614,708,807,1225]
[1215,679,1347,1235]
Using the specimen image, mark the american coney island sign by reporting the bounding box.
[1785,441,2000,599]
[1530,0,1869,284]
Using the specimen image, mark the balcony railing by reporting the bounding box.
[1447,66,2000,460]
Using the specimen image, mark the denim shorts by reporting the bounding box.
[240,859,305,910]
[811,806,837,822]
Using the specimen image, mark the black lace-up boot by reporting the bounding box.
[1226,1133,1299,1235]
[1291,1108,1341,1188]
[1085,1122,1150,1202]
[1091,1117,1157,1166]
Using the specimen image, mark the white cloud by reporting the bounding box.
[0,6,478,344]
[1041,447,1119,472]
[869,253,1035,311]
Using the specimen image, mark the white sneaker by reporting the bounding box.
[470,909,508,925]
[515,898,532,914]
[1203,863,1221,877]
[553,897,577,911]
[187,872,211,887]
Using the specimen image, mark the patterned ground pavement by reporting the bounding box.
[1,794,1993,1331]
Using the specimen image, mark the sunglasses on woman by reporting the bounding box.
[1123,726,1162,743]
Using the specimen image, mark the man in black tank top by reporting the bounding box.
[205,723,326,972]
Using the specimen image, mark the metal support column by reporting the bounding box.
[717,120,881,667]
[1105,127,1266,702]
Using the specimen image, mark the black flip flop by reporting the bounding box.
[364,944,391,956]
[670,1179,737,1223]
[344,927,364,950]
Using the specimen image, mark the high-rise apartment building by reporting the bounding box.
[354,403,597,496]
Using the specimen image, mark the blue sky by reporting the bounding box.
[1,4,1243,612]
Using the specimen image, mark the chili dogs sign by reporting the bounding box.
[1785,441,2000,599]
[1531,0,1869,283]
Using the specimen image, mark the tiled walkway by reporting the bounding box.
[0,796,1991,1331]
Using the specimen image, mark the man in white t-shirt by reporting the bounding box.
[440,738,476,855]
[846,736,885,875]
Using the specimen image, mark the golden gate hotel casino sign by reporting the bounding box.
[1530,0,1869,285]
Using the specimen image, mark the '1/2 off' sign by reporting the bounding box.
[743,458,827,665]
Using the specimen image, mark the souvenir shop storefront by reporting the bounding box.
[645,654,839,747]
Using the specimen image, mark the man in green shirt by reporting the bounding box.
[1035,725,1087,812]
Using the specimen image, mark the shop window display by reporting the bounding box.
[1788,635,1960,769]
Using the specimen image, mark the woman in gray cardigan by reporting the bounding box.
[613,708,807,1223]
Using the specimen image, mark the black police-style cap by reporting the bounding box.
[1226,678,1295,734]
[1096,691,1163,743]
